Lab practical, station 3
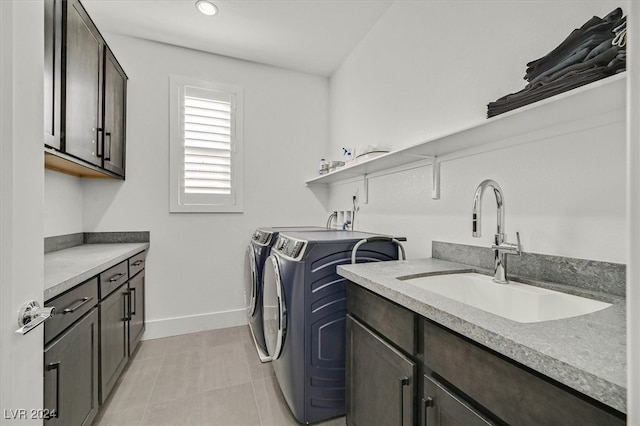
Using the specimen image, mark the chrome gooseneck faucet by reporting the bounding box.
[472,179,521,284]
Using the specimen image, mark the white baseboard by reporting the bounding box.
[142,308,248,340]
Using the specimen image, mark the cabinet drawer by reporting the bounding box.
[423,320,624,426]
[346,282,416,355]
[128,250,146,278]
[100,261,128,299]
[45,277,98,345]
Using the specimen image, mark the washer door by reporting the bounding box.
[262,255,286,360]
[243,245,258,316]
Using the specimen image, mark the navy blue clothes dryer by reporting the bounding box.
[262,230,403,424]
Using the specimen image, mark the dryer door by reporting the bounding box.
[262,255,286,360]
[244,245,258,316]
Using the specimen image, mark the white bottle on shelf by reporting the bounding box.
[319,158,329,175]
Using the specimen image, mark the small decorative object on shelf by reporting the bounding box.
[319,158,329,175]
[487,7,627,118]
[343,147,355,165]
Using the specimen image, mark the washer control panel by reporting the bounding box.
[252,229,274,246]
[274,235,308,261]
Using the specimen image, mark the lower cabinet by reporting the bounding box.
[345,282,626,426]
[98,252,147,404]
[99,282,129,404]
[127,269,145,356]
[44,308,99,426]
[346,314,416,426]
[44,248,147,425]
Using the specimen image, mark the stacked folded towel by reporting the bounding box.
[487,8,627,118]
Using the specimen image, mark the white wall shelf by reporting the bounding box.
[306,74,626,200]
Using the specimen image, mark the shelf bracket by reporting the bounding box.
[406,153,440,199]
[431,156,440,200]
[363,174,369,204]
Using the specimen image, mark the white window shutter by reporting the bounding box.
[183,88,232,195]
[169,75,244,213]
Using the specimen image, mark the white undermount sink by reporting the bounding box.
[401,272,611,323]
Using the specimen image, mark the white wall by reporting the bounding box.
[78,35,328,338]
[327,0,629,264]
[44,170,83,237]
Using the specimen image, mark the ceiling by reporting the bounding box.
[82,0,395,77]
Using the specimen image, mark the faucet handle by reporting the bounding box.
[491,231,521,255]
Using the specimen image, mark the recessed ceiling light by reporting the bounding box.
[195,0,218,16]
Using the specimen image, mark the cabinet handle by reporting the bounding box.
[62,296,93,314]
[124,290,132,321]
[399,376,409,426]
[104,131,112,161]
[108,272,125,282]
[97,127,103,158]
[130,287,136,316]
[47,361,60,419]
[422,397,434,426]
[132,260,144,266]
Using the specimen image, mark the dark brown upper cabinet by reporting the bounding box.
[44,0,62,151]
[102,48,127,177]
[44,0,128,179]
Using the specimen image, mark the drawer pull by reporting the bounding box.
[132,260,144,266]
[108,272,125,282]
[62,297,93,314]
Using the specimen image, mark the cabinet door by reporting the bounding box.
[102,47,127,177]
[422,375,494,426]
[99,283,129,403]
[44,308,99,426]
[128,269,145,356]
[346,314,416,426]
[64,0,103,166]
[44,0,62,150]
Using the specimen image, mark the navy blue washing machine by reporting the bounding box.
[244,226,327,361]
[261,230,404,424]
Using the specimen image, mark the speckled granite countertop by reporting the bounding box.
[45,243,149,301]
[337,258,627,413]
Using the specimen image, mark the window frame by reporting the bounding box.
[169,75,244,213]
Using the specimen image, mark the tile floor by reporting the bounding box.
[94,326,347,426]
